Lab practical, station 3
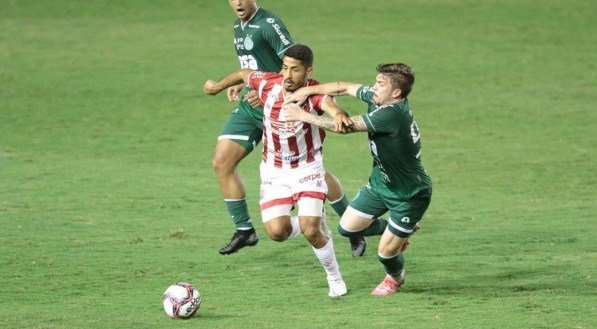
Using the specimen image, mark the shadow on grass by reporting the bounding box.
[406,267,560,297]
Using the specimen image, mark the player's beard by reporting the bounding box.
[284,79,303,93]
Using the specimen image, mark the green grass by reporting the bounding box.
[1,0,595,328]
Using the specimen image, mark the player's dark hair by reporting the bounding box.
[284,44,313,68]
[376,63,415,98]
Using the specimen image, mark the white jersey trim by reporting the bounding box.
[277,44,295,56]
[388,218,414,234]
[346,206,375,219]
[258,79,268,99]
[218,134,249,141]
[240,7,260,30]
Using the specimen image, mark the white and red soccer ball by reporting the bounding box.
[162,282,201,319]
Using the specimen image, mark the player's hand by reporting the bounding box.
[204,80,221,95]
[243,90,261,108]
[332,112,352,133]
[282,103,305,122]
[283,88,309,106]
[227,84,243,101]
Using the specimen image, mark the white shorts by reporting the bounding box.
[259,160,327,222]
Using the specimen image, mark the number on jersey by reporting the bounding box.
[238,55,258,70]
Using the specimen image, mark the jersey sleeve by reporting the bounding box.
[356,85,375,105]
[361,106,403,134]
[261,16,294,58]
[247,71,280,99]
[306,94,332,116]
[247,71,267,91]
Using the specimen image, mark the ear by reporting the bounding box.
[306,67,313,76]
[392,88,402,99]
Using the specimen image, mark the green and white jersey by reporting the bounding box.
[356,85,432,201]
[233,7,293,71]
[232,8,294,119]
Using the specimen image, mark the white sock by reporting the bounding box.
[312,238,342,281]
[287,216,302,240]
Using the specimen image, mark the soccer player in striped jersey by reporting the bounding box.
[205,44,350,297]
[282,63,432,295]
[215,0,366,257]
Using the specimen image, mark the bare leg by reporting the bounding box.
[212,139,258,255]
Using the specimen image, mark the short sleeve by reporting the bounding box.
[356,85,375,105]
[306,94,333,116]
[361,106,402,134]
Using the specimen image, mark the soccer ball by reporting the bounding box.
[162,282,201,319]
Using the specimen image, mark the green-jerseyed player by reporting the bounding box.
[283,63,432,295]
[213,0,366,256]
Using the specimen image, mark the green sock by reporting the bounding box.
[378,253,405,277]
[329,195,349,217]
[224,199,253,230]
[361,217,387,236]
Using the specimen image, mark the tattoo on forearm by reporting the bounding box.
[304,114,368,134]
[310,116,337,132]
[348,116,368,132]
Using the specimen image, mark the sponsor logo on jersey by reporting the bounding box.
[234,37,245,50]
[299,173,322,183]
[266,17,291,46]
[270,148,300,162]
[269,120,305,138]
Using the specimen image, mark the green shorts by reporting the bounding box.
[349,184,432,238]
[219,102,264,152]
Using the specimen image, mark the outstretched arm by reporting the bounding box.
[284,82,363,105]
[204,68,253,95]
[320,96,353,133]
[283,102,368,134]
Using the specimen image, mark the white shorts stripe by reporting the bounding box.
[338,222,360,233]
[261,204,293,222]
[346,206,375,219]
[219,134,250,141]
[388,218,413,234]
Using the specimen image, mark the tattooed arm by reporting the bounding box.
[283,103,368,134]
[284,82,363,105]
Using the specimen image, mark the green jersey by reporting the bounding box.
[357,85,432,201]
[232,8,294,119]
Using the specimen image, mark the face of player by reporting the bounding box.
[229,0,257,22]
[372,73,402,105]
[281,57,312,93]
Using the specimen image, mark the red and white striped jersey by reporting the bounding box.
[248,71,329,169]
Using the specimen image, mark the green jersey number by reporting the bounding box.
[239,55,258,70]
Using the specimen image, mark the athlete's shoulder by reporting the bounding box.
[306,78,320,86]
[251,71,282,82]
[392,99,413,114]
[254,8,286,23]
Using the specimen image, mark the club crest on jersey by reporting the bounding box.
[243,36,254,50]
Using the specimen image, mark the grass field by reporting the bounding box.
[1,1,595,328]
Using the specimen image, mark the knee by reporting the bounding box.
[300,225,321,240]
[211,152,234,175]
[265,227,288,242]
[337,223,358,237]
[377,240,404,256]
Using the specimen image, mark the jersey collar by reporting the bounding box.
[240,7,260,30]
